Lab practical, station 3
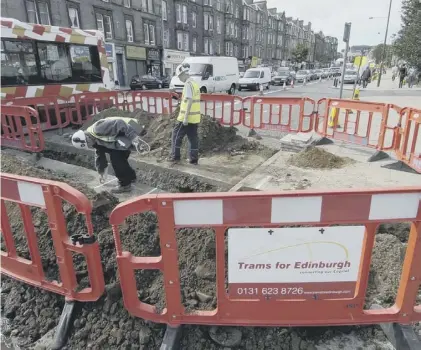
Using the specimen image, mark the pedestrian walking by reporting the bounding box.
[71,117,147,193]
[407,67,416,88]
[399,64,407,88]
[391,65,398,81]
[361,66,372,88]
[170,63,201,165]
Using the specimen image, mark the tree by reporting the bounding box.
[291,44,309,63]
[393,0,421,70]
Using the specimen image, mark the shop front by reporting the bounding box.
[126,45,147,82]
[147,49,162,77]
[163,49,190,77]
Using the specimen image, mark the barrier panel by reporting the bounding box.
[316,98,391,150]
[0,173,105,301]
[125,91,179,116]
[3,96,71,132]
[201,94,243,126]
[394,108,421,173]
[71,91,127,125]
[1,105,45,152]
[245,96,316,132]
[110,188,421,326]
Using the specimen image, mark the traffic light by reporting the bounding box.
[343,22,351,43]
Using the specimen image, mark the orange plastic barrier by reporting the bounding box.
[246,96,316,132]
[315,98,390,149]
[201,94,243,126]
[0,173,105,301]
[1,105,45,152]
[71,91,126,125]
[110,188,421,326]
[125,91,179,116]
[3,96,71,131]
[395,108,421,173]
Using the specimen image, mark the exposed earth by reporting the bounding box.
[1,109,420,349]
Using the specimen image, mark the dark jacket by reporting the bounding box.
[361,68,371,80]
[399,67,407,77]
[86,117,142,151]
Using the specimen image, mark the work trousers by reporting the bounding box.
[399,76,405,88]
[171,122,199,163]
[95,146,136,186]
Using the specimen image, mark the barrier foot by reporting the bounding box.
[371,305,421,350]
[314,137,334,146]
[51,300,77,350]
[248,129,262,140]
[367,150,389,162]
[160,325,182,350]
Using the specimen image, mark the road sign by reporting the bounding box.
[228,226,365,300]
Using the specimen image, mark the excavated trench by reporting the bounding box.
[1,109,420,349]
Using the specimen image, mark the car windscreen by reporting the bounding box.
[188,63,208,76]
[297,70,307,74]
[345,70,357,75]
[243,70,261,78]
[276,71,288,76]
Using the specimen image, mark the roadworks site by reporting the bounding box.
[1,107,420,350]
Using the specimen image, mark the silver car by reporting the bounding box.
[295,70,309,82]
[343,70,359,84]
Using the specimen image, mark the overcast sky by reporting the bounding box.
[267,0,403,50]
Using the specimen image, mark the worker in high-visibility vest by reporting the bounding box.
[71,117,147,193]
[170,63,201,165]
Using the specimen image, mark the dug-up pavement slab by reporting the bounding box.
[230,144,421,192]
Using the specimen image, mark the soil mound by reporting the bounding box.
[288,147,354,169]
[85,108,273,159]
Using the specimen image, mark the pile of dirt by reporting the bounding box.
[287,147,354,169]
[87,108,274,159]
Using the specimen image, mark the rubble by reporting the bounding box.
[287,146,355,169]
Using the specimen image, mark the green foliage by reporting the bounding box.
[393,0,421,70]
[292,44,309,63]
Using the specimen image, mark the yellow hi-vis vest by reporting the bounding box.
[177,80,201,124]
[86,117,138,142]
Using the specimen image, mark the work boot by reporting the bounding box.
[167,158,180,164]
[110,184,132,194]
[188,159,198,165]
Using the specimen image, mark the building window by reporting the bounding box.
[163,29,169,48]
[209,15,213,31]
[26,1,51,25]
[192,12,196,28]
[148,0,153,13]
[162,1,167,20]
[96,13,113,39]
[183,33,189,51]
[209,41,213,55]
[68,7,80,28]
[124,0,131,8]
[216,0,221,11]
[102,0,109,2]
[230,22,234,36]
[234,25,238,38]
[204,14,209,30]
[177,32,183,50]
[204,0,212,5]
[216,41,220,54]
[125,20,133,42]
[235,6,239,18]
[182,5,187,24]
[141,0,147,11]
[149,25,155,45]
[216,17,221,34]
[204,38,209,54]
[144,23,149,44]
[193,37,197,52]
[176,4,181,23]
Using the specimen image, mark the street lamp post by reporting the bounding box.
[377,0,393,87]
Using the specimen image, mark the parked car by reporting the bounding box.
[239,67,271,91]
[314,69,323,79]
[160,76,171,88]
[321,68,331,78]
[330,67,342,77]
[271,70,293,85]
[130,75,163,90]
[309,70,318,80]
[343,70,359,84]
[295,70,310,82]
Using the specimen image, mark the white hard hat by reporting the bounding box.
[176,63,190,77]
[71,130,88,149]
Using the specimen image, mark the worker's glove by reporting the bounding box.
[98,166,108,184]
[182,119,188,126]
[132,136,150,154]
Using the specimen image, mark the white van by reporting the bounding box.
[169,56,239,94]
[238,67,271,91]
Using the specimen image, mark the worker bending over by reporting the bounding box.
[71,117,146,193]
[170,63,201,164]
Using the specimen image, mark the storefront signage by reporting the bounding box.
[126,46,146,60]
[147,49,160,61]
[164,49,190,64]
[105,43,114,58]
